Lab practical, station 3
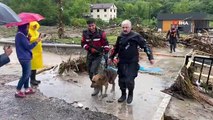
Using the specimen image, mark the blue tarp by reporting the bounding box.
[139,66,163,73]
[108,66,163,74]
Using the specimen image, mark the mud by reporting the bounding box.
[0,75,118,120]
[0,45,118,120]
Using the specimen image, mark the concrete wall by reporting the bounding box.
[0,41,87,56]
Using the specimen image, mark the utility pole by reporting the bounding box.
[57,0,64,39]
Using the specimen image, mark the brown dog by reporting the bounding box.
[90,67,117,97]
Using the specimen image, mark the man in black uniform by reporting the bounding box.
[166,25,179,53]
[109,20,154,104]
[0,46,13,67]
[81,19,109,96]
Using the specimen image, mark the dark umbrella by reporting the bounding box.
[0,2,21,25]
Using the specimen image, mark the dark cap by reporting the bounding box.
[86,18,95,24]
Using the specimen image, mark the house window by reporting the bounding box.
[104,15,107,17]
[91,10,93,12]
[114,9,115,12]
[97,9,99,12]
[97,15,100,18]
[110,15,112,18]
[104,9,107,12]
[110,9,112,12]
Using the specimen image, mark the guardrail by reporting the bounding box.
[185,55,213,85]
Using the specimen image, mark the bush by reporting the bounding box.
[95,19,108,28]
[71,18,87,27]
[142,18,157,28]
[109,18,123,26]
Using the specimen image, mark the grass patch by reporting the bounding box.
[107,35,117,44]
[0,26,17,37]
[54,37,81,44]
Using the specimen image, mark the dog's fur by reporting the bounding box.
[90,67,117,97]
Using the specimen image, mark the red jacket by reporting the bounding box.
[81,28,109,54]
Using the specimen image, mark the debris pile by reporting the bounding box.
[58,57,87,75]
[179,36,213,55]
[134,26,213,54]
[163,51,213,106]
[162,65,196,99]
[133,26,167,47]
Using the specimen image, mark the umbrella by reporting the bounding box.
[6,12,45,27]
[0,2,21,25]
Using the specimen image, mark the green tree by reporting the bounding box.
[172,0,191,13]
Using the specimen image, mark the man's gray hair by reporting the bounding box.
[121,20,132,27]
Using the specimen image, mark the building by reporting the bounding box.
[90,3,117,22]
[157,12,212,33]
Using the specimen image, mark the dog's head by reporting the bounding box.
[90,74,105,88]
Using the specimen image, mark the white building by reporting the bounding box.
[90,3,117,22]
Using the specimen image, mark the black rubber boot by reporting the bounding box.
[30,79,38,86]
[127,90,133,104]
[170,45,173,53]
[35,79,41,84]
[118,90,126,103]
[31,70,41,84]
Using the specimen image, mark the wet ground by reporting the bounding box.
[1,44,212,120]
[0,45,118,120]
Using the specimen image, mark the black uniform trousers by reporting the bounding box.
[117,62,139,92]
[169,38,177,52]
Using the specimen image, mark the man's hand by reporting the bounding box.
[108,58,119,66]
[91,48,97,53]
[4,47,13,56]
[104,47,110,53]
[149,59,154,65]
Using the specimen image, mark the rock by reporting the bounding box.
[77,103,83,108]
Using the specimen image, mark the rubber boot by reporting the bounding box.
[118,90,126,103]
[127,90,133,104]
[91,88,99,96]
[30,70,41,84]
[30,79,38,86]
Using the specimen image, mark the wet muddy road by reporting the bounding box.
[2,45,210,120]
